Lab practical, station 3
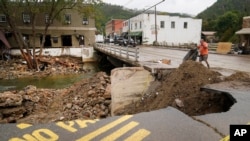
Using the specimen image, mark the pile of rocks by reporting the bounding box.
[0,56,85,80]
[62,72,111,121]
[0,72,111,124]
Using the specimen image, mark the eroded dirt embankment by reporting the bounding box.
[1,58,250,124]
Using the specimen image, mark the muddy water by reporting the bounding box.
[0,62,100,92]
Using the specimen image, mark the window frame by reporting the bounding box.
[22,13,31,23]
[160,21,165,28]
[171,21,175,29]
[0,14,6,23]
[184,22,188,29]
[45,13,53,24]
[82,17,89,25]
[64,14,71,24]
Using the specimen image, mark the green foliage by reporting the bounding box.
[94,3,193,34]
[197,0,250,42]
[95,3,140,33]
[214,11,241,41]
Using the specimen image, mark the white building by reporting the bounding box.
[122,13,202,45]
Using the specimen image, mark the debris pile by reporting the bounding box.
[61,72,111,121]
[0,72,111,124]
[1,58,250,124]
[0,56,85,80]
[119,61,226,116]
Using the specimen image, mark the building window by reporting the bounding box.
[171,21,175,28]
[61,35,72,46]
[82,17,89,25]
[23,13,31,23]
[160,21,165,28]
[0,14,6,22]
[135,23,137,29]
[130,23,133,30]
[45,14,52,24]
[64,14,71,24]
[140,21,142,29]
[184,22,188,29]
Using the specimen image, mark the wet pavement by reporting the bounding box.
[138,46,250,73]
[1,46,250,141]
[1,81,249,141]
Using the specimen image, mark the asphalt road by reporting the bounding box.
[138,46,250,73]
[1,81,250,141]
[1,46,250,141]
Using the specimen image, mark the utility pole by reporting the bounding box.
[127,0,165,46]
[141,0,165,45]
[155,5,157,45]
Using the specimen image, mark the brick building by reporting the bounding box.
[105,19,124,38]
[0,5,96,49]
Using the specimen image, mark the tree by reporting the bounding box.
[214,11,241,42]
[0,0,102,70]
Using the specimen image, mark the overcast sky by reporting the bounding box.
[102,0,217,16]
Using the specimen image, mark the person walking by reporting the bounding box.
[197,39,210,68]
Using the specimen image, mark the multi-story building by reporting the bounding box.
[236,16,250,47]
[0,7,96,49]
[235,16,250,54]
[105,19,124,38]
[122,13,202,45]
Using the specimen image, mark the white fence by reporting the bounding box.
[95,43,139,62]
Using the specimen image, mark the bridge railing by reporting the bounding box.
[94,43,139,62]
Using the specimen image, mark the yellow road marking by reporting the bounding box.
[124,129,151,141]
[220,122,250,141]
[16,123,32,129]
[76,115,133,141]
[101,121,139,141]
[56,121,77,132]
[220,135,229,141]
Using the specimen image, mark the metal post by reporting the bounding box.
[135,47,139,61]
[126,46,129,59]
[155,6,157,45]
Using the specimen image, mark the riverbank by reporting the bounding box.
[1,57,250,124]
[0,56,87,80]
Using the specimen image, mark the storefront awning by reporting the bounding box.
[128,31,142,36]
[235,28,250,34]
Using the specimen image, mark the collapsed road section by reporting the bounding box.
[1,60,250,140]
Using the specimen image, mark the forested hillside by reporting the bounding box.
[196,0,250,42]
[96,0,250,42]
[95,3,191,34]
[197,0,250,20]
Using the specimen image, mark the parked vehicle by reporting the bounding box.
[114,35,120,45]
[104,37,114,43]
[118,37,136,47]
[116,32,136,47]
[95,34,104,43]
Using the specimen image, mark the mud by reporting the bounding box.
[1,59,250,124]
[116,61,250,116]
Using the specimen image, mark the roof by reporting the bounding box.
[129,31,142,36]
[201,31,216,36]
[235,28,250,34]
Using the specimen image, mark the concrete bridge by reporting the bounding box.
[94,43,177,74]
[94,43,250,74]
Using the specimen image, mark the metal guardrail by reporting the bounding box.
[94,43,139,62]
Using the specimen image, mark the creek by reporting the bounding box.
[0,62,100,92]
